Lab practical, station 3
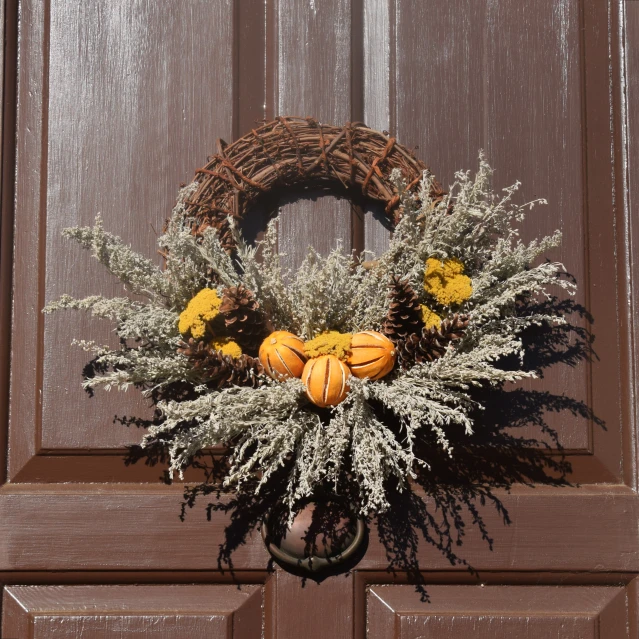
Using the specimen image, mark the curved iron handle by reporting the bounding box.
[261,513,366,572]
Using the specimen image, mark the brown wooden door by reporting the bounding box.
[1,0,638,637]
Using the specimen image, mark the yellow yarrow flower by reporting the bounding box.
[304,331,353,361]
[424,257,472,306]
[211,337,242,359]
[420,305,442,330]
[178,288,222,340]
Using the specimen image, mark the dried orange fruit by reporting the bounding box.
[302,355,350,407]
[259,331,307,380]
[347,331,396,380]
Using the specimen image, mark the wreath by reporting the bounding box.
[45,117,574,517]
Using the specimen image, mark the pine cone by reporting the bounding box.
[396,314,470,368]
[178,338,264,389]
[381,276,424,345]
[219,285,269,354]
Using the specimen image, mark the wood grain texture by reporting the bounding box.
[0,0,18,488]
[367,585,629,638]
[8,0,48,481]
[580,0,628,481]
[0,0,6,492]
[362,0,392,257]
[0,487,637,572]
[271,571,354,639]
[40,0,234,450]
[2,585,262,638]
[391,0,591,454]
[623,0,639,491]
[274,0,354,273]
[234,1,270,245]
[356,0,632,484]
[235,0,267,138]
[8,0,238,479]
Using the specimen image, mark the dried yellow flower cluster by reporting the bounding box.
[178,288,242,357]
[420,305,442,329]
[210,337,243,358]
[423,257,473,306]
[178,288,222,339]
[303,331,353,361]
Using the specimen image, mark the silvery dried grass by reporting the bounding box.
[44,156,574,515]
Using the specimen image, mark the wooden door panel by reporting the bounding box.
[367,585,629,639]
[9,0,238,482]
[626,0,639,451]
[273,0,391,269]
[0,488,636,573]
[275,0,355,273]
[41,0,235,451]
[389,0,598,463]
[358,0,634,484]
[367,586,630,639]
[362,0,392,258]
[2,585,262,638]
[269,571,354,639]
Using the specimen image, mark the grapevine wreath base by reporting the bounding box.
[184,116,446,249]
[45,118,574,519]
